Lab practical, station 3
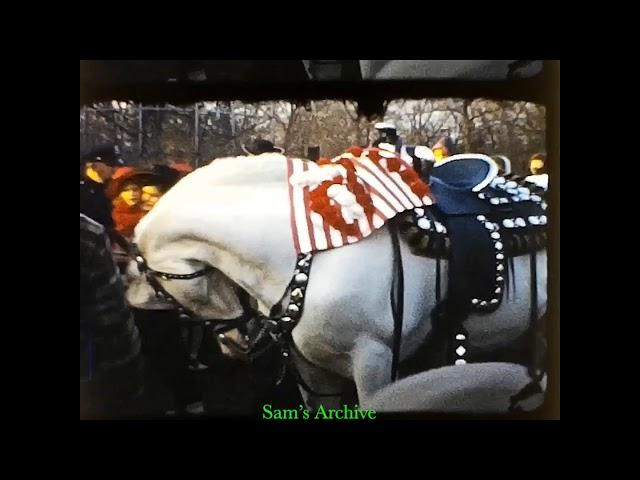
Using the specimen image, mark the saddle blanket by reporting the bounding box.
[287,147,434,255]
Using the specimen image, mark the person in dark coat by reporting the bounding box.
[80,144,125,230]
[80,214,143,418]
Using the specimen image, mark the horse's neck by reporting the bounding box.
[139,155,299,311]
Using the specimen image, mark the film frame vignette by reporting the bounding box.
[80,61,554,421]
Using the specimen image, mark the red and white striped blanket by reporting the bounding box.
[287,146,434,255]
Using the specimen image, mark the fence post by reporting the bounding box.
[138,103,143,156]
[194,103,199,153]
[81,107,87,150]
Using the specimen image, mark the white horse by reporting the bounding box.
[126,153,547,414]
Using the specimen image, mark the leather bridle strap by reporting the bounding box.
[389,219,405,382]
[131,243,254,329]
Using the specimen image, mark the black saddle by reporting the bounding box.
[429,155,497,215]
[399,154,547,372]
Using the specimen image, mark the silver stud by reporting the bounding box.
[528,215,541,225]
[455,359,467,365]
[493,177,506,185]
[515,217,526,227]
[505,181,517,189]
[282,351,289,358]
[218,333,226,340]
[435,222,446,233]
[417,217,431,230]
[456,346,466,356]
[136,256,144,263]
[485,223,496,231]
[507,188,518,195]
[496,276,504,282]
[491,232,501,240]
[281,316,293,323]
[490,198,500,205]
[490,298,499,304]
[517,187,530,195]
[161,275,168,280]
[471,298,479,305]
[455,334,466,340]
[495,286,502,294]
[478,193,486,199]
[541,201,548,210]
[497,263,505,271]
[480,301,488,307]
[297,259,309,267]
[294,273,308,284]
[499,197,509,204]
[477,215,486,221]
[495,242,503,250]
[291,288,303,300]
[496,253,504,260]
[414,207,425,216]
[287,304,299,313]
[512,196,521,202]
[503,219,515,228]
[530,195,542,202]
[540,215,547,225]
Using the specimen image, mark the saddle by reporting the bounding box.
[401,154,547,261]
[398,154,547,376]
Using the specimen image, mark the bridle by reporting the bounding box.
[130,243,254,335]
[126,239,346,396]
[116,224,401,399]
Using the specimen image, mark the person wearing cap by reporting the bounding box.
[80,144,125,230]
[107,169,159,239]
[241,138,285,156]
[138,165,183,213]
[372,122,403,152]
[432,136,456,164]
[525,153,548,190]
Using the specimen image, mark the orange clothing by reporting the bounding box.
[112,198,146,238]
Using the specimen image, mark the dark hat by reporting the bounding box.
[106,165,182,200]
[151,164,182,186]
[81,144,125,167]
[241,138,284,155]
[106,169,158,200]
[432,137,456,156]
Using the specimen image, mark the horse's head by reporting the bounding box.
[125,254,245,320]
[124,166,244,319]
[124,156,296,319]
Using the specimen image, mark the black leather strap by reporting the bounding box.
[389,219,405,382]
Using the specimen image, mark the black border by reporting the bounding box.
[71,56,561,440]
